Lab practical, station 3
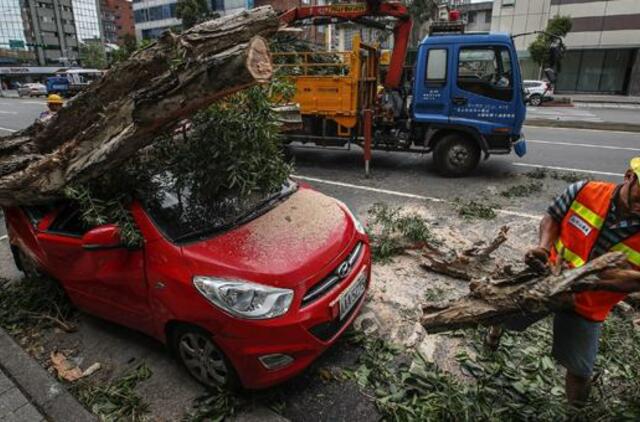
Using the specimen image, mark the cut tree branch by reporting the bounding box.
[421,252,627,333]
[421,226,509,281]
[0,6,279,206]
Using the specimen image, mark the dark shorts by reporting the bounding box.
[551,311,602,379]
[499,311,602,379]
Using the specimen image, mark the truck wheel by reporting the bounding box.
[433,134,480,177]
[171,325,240,390]
[529,94,542,106]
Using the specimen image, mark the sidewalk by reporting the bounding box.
[562,94,640,109]
[0,368,45,422]
[0,328,96,422]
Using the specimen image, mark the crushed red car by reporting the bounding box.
[3,180,370,389]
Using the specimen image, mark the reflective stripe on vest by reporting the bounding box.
[555,239,586,268]
[611,242,640,267]
[570,201,605,230]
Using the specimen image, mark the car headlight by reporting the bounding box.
[336,201,366,235]
[193,276,293,319]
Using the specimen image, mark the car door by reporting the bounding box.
[412,45,451,124]
[449,44,517,134]
[36,205,154,334]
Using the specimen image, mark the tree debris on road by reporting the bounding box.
[0,6,278,206]
[422,252,627,333]
[421,226,509,281]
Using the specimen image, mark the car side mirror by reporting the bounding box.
[543,68,557,83]
[82,224,122,250]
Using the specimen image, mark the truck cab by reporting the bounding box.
[412,32,526,176]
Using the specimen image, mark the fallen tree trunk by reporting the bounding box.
[0,6,279,206]
[421,226,509,281]
[421,252,627,333]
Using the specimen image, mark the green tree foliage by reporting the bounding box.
[65,80,294,246]
[528,15,572,69]
[80,41,108,69]
[176,0,216,30]
[110,34,139,64]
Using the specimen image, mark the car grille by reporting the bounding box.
[308,293,364,342]
[301,242,363,307]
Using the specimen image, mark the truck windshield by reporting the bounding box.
[139,173,297,243]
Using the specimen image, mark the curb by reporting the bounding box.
[0,328,97,422]
[524,118,640,133]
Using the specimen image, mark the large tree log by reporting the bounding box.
[421,252,627,333]
[0,6,279,206]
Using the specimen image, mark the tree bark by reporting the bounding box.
[421,226,509,281]
[0,6,279,206]
[421,252,627,333]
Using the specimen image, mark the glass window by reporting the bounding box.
[599,49,632,93]
[134,9,147,22]
[425,48,447,86]
[576,50,605,92]
[457,46,513,101]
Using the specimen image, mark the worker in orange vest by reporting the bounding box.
[487,157,640,406]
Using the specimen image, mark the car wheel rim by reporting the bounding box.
[531,97,541,105]
[448,144,470,167]
[178,332,228,387]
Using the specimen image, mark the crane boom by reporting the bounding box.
[279,1,412,89]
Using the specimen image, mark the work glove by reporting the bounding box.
[524,247,550,274]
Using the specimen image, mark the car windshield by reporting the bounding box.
[139,173,297,243]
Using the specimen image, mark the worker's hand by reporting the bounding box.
[524,246,550,273]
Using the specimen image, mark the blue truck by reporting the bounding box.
[279,3,561,176]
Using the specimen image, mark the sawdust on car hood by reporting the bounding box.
[182,187,354,288]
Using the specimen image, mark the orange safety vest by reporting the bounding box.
[549,181,640,322]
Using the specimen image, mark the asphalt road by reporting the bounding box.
[0,96,638,237]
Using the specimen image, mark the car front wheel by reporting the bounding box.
[433,134,481,177]
[529,94,542,106]
[172,325,239,389]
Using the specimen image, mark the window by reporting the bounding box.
[457,46,513,101]
[467,12,475,24]
[425,48,447,86]
[134,8,147,22]
[48,205,95,237]
[502,0,515,5]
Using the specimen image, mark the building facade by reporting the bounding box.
[73,0,103,42]
[24,0,81,65]
[491,0,640,96]
[102,0,135,44]
[133,0,180,40]
[0,0,35,64]
[455,1,493,32]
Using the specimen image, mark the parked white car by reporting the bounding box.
[17,83,47,98]
[523,80,554,106]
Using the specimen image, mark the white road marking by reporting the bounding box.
[523,125,638,135]
[0,127,16,133]
[528,139,640,152]
[0,111,17,114]
[292,174,541,220]
[0,235,7,242]
[511,163,624,178]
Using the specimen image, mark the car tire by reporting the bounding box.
[433,133,481,177]
[529,94,542,106]
[170,325,240,390]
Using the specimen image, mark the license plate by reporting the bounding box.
[339,268,367,320]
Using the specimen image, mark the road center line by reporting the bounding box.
[0,127,16,133]
[528,139,640,152]
[0,235,7,242]
[511,163,624,177]
[0,111,17,115]
[292,174,541,220]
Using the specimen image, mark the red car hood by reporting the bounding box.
[181,188,354,288]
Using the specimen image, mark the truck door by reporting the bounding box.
[449,45,517,139]
[412,45,450,125]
